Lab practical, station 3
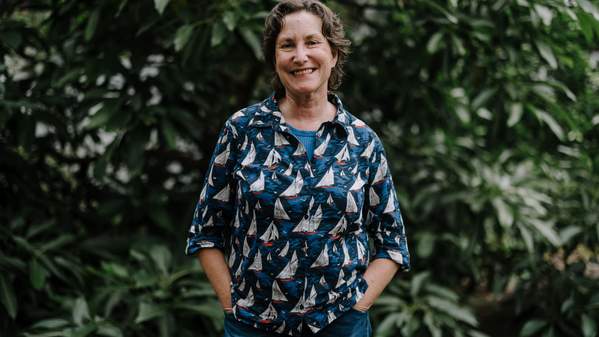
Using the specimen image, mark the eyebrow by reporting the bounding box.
[277,34,323,43]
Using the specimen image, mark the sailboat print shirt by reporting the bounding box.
[185,93,410,336]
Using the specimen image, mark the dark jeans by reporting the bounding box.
[223,309,372,337]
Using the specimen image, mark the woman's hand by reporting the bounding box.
[352,258,400,313]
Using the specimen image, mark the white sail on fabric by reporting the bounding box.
[276,251,298,279]
[315,167,334,187]
[240,142,256,167]
[272,280,288,302]
[249,171,265,193]
[280,170,303,198]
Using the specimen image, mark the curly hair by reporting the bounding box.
[262,0,351,97]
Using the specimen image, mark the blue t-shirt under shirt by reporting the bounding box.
[287,124,317,159]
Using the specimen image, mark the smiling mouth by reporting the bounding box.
[291,68,315,76]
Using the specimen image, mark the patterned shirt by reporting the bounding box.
[185,93,410,336]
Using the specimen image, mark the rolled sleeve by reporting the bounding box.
[185,120,238,256]
[365,136,410,271]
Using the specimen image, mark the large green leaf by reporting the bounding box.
[0,274,17,319]
[426,296,478,326]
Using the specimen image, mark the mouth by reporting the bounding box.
[291,68,316,76]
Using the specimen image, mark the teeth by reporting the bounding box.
[293,69,314,75]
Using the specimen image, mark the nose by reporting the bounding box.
[292,44,308,64]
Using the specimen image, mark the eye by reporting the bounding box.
[279,42,293,49]
[307,40,320,46]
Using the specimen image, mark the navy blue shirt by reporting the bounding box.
[185,93,410,336]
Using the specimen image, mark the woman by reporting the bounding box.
[185,1,410,336]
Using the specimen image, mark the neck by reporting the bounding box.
[279,91,336,129]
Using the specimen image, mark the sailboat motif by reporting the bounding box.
[312,205,323,224]
[304,286,317,309]
[259,303,278,322]
[373,156,388,184]
[247,212,257,236]
[264,148,282,168]
[274,198,291,220]
[280,170,303,198]
[292,215,311,233]
[346,192,358,213]
[272,280,288,302]
[349,174,366,191]
[304,162,314,177]
[311,245,329,268]
[277,251,298,280]
[219,132,228,145]
[292,143,305,156]
[213,184,230,202]
[315,167,334,188]
[334,145,350,163]
[199,184,207,202]
[319,276,327,287]
[341,239,351,266]
[249,171,265,193]
[283,163,293,176]
[308,324,320,334]
[260,221,279,242]
[352,118,366,128]
[275,321,286,334]
[327,310,337,324]
[328,216,347,236]
[351,164,358,175]
[231,109,245,121]
[240,135,249,151]
[274,132,290,147]
[241,143,256,167]
[357,240,366,261]
[207,166,216,187]
[243,237,251,257]
[213,143,230,166]
[313,134,331,157]
[388,250,404,264]
[383,190,396,213]
[233,208,241,228]
[248,249,262,271]
[256,132,264,142]
[335,269,345,288]
[238,288,254,308]
[328,290,340,303]
[327,194,335,206]
[228,248,236,268]
[279,241,289,257]
[360,140,375,158]
[347,126,359,146]
[369,187,380,205]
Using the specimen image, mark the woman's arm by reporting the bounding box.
[197,248,233,313]
[353,258,399,312]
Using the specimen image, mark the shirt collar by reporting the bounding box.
[251,93,352,137]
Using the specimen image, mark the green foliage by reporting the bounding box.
[1,0,598,336]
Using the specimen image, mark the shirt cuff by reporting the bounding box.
[372,248,410,272]
[184,236,224,256]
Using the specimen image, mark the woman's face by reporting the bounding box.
[274,11,337,99]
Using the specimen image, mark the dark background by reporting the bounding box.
[1,0,598,336]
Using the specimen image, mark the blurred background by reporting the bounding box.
[1,0,598,336]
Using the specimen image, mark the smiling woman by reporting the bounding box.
[185,1,411,337]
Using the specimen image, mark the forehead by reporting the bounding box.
[277,11,324,40]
